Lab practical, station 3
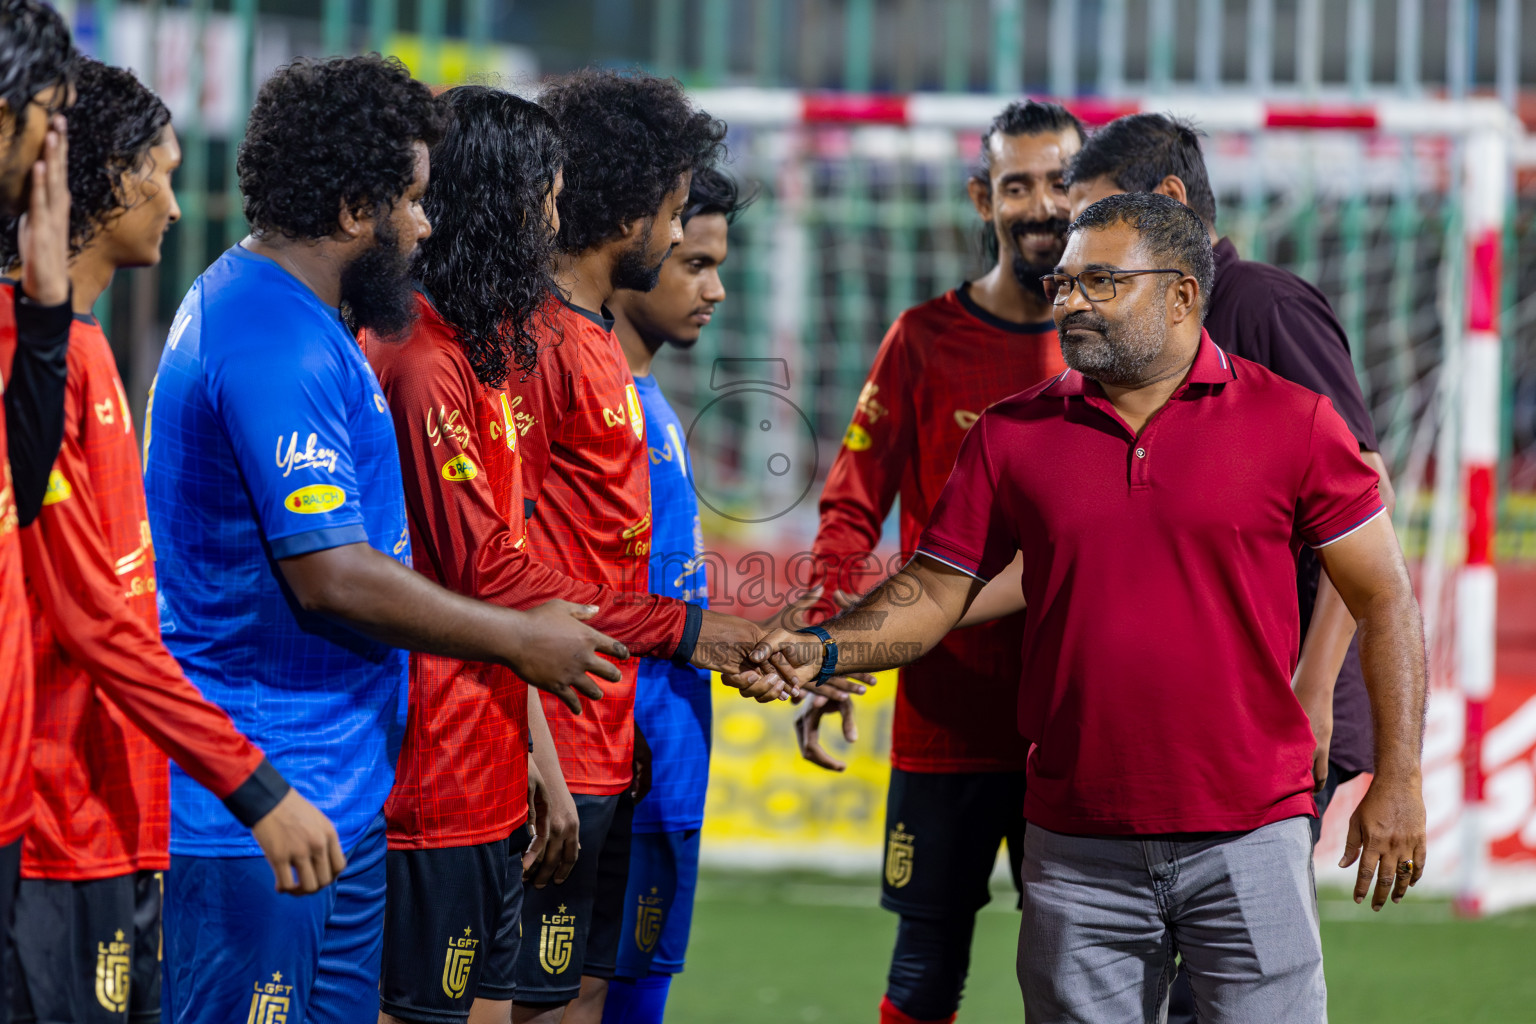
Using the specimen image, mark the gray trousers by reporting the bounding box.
[1018,816,1325,1024]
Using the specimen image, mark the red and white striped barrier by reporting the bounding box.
[688,88,1523,136]
[1456,127,1509,916]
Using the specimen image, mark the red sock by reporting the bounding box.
[879,994,956,1024]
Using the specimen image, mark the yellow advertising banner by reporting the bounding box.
[701,671,898,866]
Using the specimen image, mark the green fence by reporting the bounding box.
[70,0,1536,551]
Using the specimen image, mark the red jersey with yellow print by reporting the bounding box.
[21,314,266,878]
[506,300,656,795]
[364,292,532,848]
[812,285,1066,773]
[0,281,34,849]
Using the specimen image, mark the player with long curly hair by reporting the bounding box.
[362,85,586,1024]
[601,166,754,1024]
[407,86,563,386]
[503,69,778,1024]
[143,55,626,1024]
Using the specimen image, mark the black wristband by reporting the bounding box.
[221,757,292,828]
[671,602,704,666]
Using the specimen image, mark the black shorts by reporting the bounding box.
[380,824,532,1022]
[513,791,633,1006]
[881,768,1027,918]
[10,869,163,1024]
[1,839,20,1024]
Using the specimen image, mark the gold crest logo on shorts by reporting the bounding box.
[539,905,577,974]
[441,926,479,1000]
[246,972,293,1024]
[635,888,664,953]
[94,929,132,1013]
[885,822,916,889]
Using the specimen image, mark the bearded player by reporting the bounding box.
[2,59,341,1024]
[144,57,625,1024]
[598,167,752,1024]
[506,71,782,1024]
[801,100,1082,1024]
[362,86,599,1024]
[0,5,76,989]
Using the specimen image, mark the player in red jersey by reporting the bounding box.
[504,71,775,1024]
[0,3,77,1012]
[798,100,1083,1024]
[364,86,607,1024]
[0,59,343,1023]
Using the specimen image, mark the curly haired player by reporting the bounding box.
[599,167,752,1024]
[142,56,625,1024]
[505,70,778,1024]
[0,59,340,1024]
[362,85,597,1024]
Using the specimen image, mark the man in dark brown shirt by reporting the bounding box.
[1062,113,1397,1024]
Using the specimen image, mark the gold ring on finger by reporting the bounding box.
[1397,859,1415,875]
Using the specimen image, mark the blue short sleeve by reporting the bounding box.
[149,245,409,857]
[205,312,368,560]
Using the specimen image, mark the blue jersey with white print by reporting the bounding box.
[143,244,410,856]
[631,372,711,832]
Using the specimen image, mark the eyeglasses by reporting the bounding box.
[1041,268,1185,305]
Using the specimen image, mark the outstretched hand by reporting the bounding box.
[512,601,627,715]
[693,609,795,702]
[718,626,826,701]
[793,673,877,771]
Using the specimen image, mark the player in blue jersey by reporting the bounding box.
[142,56,627,1024]
[601,168,750,1023]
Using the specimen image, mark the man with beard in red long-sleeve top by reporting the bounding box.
[800,100,1083,1024]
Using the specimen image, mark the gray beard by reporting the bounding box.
[1058,310,1167,388]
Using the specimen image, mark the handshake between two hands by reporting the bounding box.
[692,588,880,774]
[518,588,875,776]
[691,586,875,704]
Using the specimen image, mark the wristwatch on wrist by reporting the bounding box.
[792,624,838,686]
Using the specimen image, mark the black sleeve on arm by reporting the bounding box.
[221,756,293,828]
[6,288,72,525]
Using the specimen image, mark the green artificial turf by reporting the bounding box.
[665,870,1536,1023]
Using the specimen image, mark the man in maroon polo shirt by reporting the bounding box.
[1059,112,1403,1024]
[731,193,1427,1023]
[1062,114,1395,825]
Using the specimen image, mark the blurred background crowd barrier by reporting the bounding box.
[57,0,1536,912]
